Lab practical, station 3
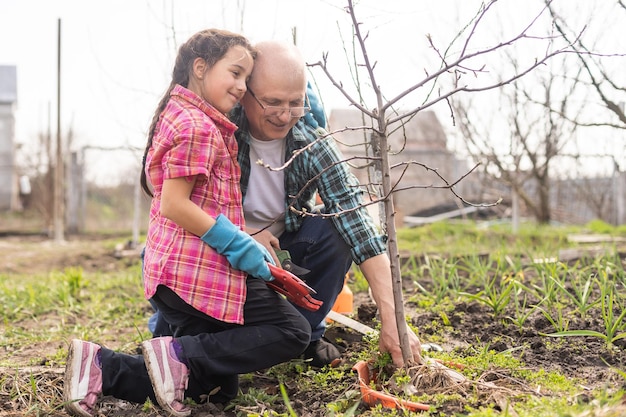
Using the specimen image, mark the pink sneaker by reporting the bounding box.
[63,339,103,417]
[142,336,191,417]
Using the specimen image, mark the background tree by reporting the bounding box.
[451,55,584,224]
[449,0,625,226]
[546,0,626,129]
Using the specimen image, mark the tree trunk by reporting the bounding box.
[371,130,412,366]
[537,176,551,224]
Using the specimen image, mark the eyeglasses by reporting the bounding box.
[247,87,311,118]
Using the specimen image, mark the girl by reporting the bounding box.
[64,29,311,417]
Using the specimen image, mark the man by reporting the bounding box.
[231,41,422,368]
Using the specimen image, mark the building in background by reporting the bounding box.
[328,109,485,225]
[328,108,625,227]
[0,65,19,211]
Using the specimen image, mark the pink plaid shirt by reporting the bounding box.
[143,84,247,324]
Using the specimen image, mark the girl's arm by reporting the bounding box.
[160,176,274,281]
[160,176,215,236]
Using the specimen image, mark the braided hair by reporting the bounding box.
[140,29,255,197]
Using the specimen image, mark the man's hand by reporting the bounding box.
[358,254,423,367]
[247,227,281,267]
[379,322,422,367]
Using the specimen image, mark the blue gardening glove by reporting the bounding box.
[201,214,274,281]
[303,82,326,129]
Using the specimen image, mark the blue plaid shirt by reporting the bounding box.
[232,108,387,264]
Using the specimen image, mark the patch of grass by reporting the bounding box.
[2,223,626,416]
[467,389,626,417]
[311,366,348,388]
[379,346,599,417]
[224,386,281,414]
[585,219,617,234]
[1,264,149,369]
[396,221,576,256]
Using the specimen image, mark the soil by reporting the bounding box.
[1,234,626,416]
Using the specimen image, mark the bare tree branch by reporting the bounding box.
[546,0,626,126]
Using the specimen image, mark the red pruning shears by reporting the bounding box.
[266,263,323,312]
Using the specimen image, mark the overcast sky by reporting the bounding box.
[0,0,623,185]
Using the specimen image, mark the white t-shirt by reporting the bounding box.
[243,136,286,237]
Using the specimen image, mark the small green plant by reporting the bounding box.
[506,281,540,332]
[529,261,566,308]
[461,273,516,318]
[225,387,280,413]
[141,398,159,413]
[279,382,298,417]
[64,267,85,300]
[551,265,598,319]
[545,273,626,348]
[371,351,393,372]
[326,390,361,416]
[312,366,346,388]
[585,219,615,234]
[412,255,462,303]
[537,303,570,333]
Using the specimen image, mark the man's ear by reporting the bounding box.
[192,57,207,80]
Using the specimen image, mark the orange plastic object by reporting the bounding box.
[352,361,430,412]
[332,276,354,315]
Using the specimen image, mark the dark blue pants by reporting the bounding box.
[279,216,354,341]
[148,216,353,341]
[101,278,310,404]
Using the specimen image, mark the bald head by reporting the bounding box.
[240,41,308,141]
[249,41,306,91]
